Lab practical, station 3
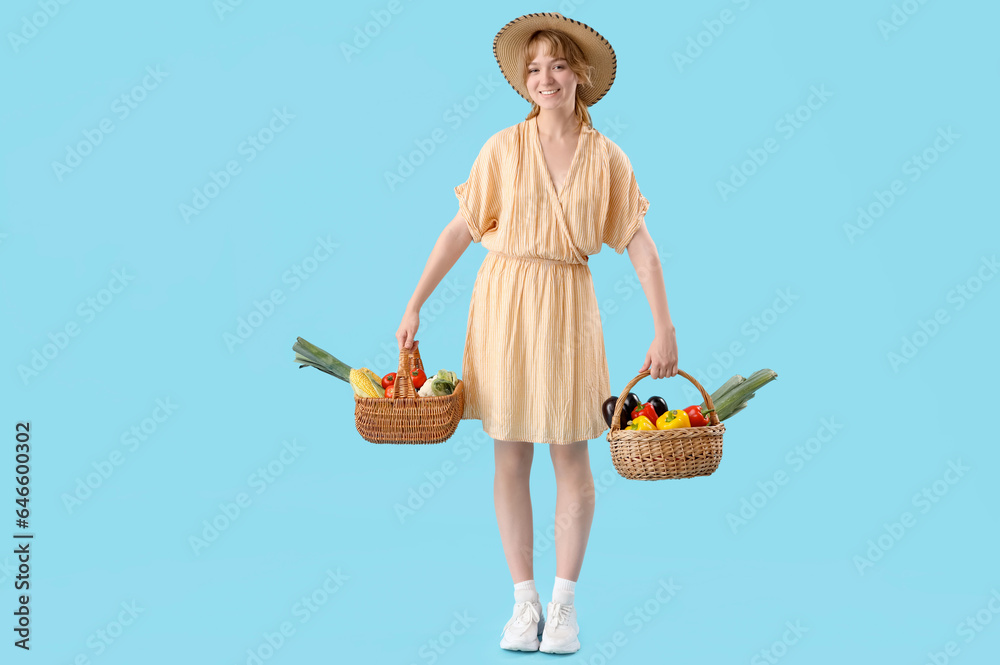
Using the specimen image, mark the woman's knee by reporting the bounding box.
[551,442,594,481]
[549,440,589,465]
[494,439,533,473]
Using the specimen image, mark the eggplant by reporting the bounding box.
[622,392,640,421]
[601,397,618,427]
[602,392,640,429]
[647,396,668,417]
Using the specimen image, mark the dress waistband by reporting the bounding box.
[487,251,589,267]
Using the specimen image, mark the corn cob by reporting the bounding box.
[293,337,385,397]
[349,368,384,398]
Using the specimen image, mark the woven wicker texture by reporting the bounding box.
[607,369,725,480]
[355,343,464,445]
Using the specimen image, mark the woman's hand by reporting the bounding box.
[639,327,678,379]
[396,307,420,351]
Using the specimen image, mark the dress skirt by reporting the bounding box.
[460,250,612,444]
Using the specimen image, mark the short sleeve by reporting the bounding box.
[454,133,503,243]
[602,140,650,254]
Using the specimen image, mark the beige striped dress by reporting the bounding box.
[455,115,649,445]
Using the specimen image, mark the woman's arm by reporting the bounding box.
[407,210,473,312]
[397,211,473,349]
[627,220,679,378]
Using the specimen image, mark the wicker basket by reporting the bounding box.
[607,369,725,480]
[354,341,465,445]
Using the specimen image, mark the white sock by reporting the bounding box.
[513,579,538,603]
[552,576,576,605]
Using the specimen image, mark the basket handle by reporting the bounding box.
[609,369,720,432]
[392,340,419,398]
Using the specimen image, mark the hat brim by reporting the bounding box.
[493,12,617,107]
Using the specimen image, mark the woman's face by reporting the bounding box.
[525,44,578,110]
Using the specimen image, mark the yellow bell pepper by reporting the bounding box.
[626,415,656,430]
[656,409,691,430]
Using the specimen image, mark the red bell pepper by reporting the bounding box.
[631,402,658,425]
[683,405,715,427]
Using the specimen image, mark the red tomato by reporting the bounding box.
[381,372,397,390]
[410,367,427,390]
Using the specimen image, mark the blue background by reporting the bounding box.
[3,0,999,663]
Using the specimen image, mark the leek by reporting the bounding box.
[700,368,777,421]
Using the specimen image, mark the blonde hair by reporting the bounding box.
[519,29,594,130]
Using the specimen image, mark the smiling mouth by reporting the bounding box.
[539,89,560,96]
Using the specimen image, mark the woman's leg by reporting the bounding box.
[548,440,595,582]
[494,439,535,583]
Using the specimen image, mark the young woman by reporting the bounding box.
[395,12,678,654]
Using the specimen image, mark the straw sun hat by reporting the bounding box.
[493,12,617,107]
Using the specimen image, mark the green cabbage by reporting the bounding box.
[417,369,458,396]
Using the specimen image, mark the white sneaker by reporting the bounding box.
[499,597,546,651]
[539,600,580,653]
